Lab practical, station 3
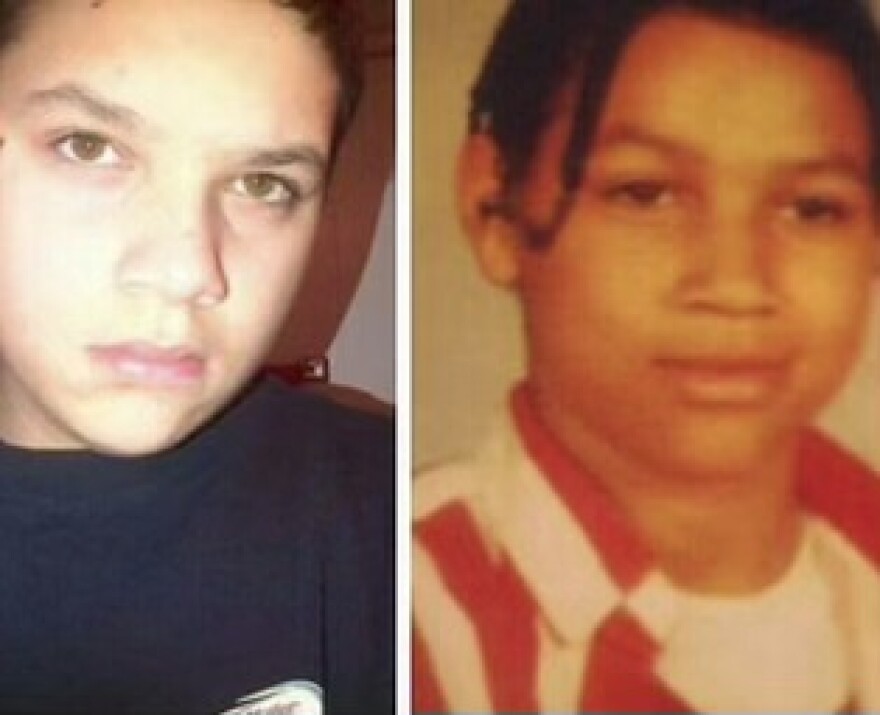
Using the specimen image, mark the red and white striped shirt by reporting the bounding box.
[414,386,880,713]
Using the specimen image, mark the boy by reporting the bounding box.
[414,0,880,712]
[0,1,393,713]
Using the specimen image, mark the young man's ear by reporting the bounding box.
[455,133,523,288]
[874,228,880,275]
[871,218,880,274]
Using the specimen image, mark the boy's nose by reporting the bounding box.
[678,216,779,317]
[116,199,228,307]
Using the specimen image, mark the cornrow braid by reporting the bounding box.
[471,0,880,247]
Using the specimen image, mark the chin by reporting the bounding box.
[59,398,217,457]
[652,420,796,482]
[75,423,202,458]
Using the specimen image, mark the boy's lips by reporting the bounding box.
[654,355,791,406]
[88,342,207,387]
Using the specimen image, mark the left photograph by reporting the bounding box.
[0,0,394,713]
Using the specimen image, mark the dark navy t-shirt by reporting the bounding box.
[0,376,394,714]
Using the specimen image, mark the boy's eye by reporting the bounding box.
[54,133,121,166]
[601,179,677,209]
[230,173,300,206]
[784,195,851,225]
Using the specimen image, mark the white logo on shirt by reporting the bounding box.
[220,681,322,715]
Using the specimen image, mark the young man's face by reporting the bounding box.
[484,12,877,479]
[0,0,338,454]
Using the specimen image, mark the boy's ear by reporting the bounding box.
[874,228,880,274]
[872,222,880,274]
[455,133,523,288]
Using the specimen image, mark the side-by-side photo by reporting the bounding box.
[413,1,880,712]
[0,1,394,714]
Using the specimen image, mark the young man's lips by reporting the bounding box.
[89,343,206,386]
[655,356,790,405]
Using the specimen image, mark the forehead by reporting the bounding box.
[592,11,872,165]
[0,0,339,152]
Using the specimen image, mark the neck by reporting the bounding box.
[526,387,803,596]
[616,462,802,595]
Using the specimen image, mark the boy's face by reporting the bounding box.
[0,0,338,454]
[482,12,877,479]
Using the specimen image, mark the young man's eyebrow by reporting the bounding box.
[240,146,328,176]
[780,156,871,184]
[21,84,329,177]
[593,123,870,182]
[22,82,146,130]
[592,124,703,163]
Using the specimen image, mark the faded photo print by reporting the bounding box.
[414,1,880,712]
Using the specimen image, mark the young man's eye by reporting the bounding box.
[230,173,301,206]
[601,179,677,209]
[54,133,121,166]
[786,195,851,225]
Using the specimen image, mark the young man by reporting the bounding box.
[0,1,393,713]
[414,0,880,712]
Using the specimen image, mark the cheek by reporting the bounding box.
[520,232,672,354]
[787,250,873,352]
[221,230,317,338]
[0,190,111,328]
[1,152,119,251]
[779,249,874,413]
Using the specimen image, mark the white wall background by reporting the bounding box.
[272,41,394,408]
[414,0,519,465]
[414,0,880,470]
[329,178,395,403]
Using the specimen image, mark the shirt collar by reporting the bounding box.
[479,382,681,644]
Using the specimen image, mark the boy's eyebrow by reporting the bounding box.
[593,123,870,182]
[239,146,328,177]
[22,82,329,178]
[592,124,703,163]
[780,156,871,184]
[22,82,146,131]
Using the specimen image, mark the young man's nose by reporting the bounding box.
[678,213,779,317]
[116,196,228,306]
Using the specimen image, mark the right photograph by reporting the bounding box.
[413,1,880,712]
